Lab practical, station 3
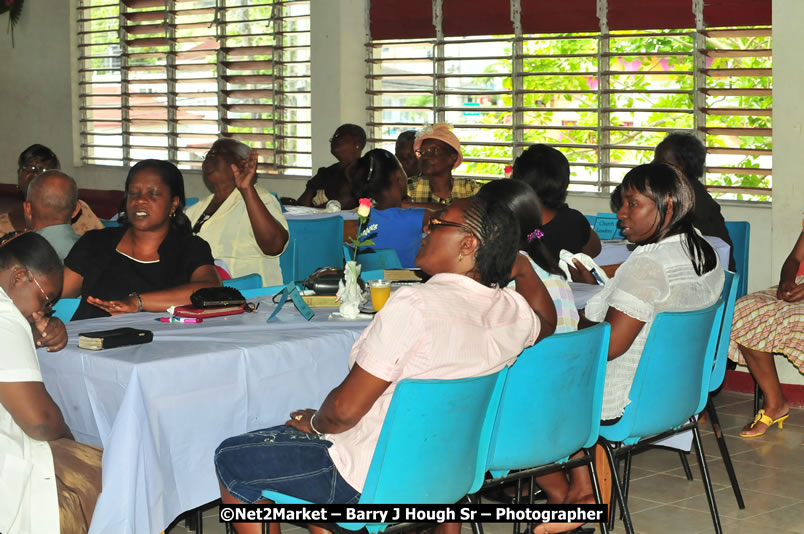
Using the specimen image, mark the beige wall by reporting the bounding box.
[0,1,798,303]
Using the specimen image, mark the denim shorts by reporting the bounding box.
[214,425,361,505]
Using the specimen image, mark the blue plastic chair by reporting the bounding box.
[476,324,611,533]
[52,297,80,322]
[223,273,262,291]
[240,285,286,300]
[262,370,508,533]
[280,217,344,284]
[360,269,385,283]
[724,221,750,299]
[100,218,120,228]
[185,196,199,208]
[357,249,403,271]
[600,296,726,534]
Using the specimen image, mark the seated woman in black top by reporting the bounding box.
[512,144,601,262]
[294,124,365,209]
[654,132,736,271]
[63,160,220,320]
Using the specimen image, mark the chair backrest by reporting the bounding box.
[724,221,750,298]
[709,271,739,392]
[280,217,344,283]
[359,369,508,505]
[52,297,80,322]
[357,249,403,271]
[485,323,610,476]
[600,296,725,444]
[240,285,286,299]
[223,273,262,291]
[360,269,385,282]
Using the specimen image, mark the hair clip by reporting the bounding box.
[527,228,544,242]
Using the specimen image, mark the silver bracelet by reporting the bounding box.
[128,292,143,312]
[309,411,323,436]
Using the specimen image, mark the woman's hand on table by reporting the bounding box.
[286,409,317,434]
[777,280,804,302]
[87,295,140,315]
[568,258,598,285]
[31,313,68,352]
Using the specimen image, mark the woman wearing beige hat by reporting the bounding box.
[407,123,480,205]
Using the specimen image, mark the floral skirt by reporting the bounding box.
[728,276,804,371]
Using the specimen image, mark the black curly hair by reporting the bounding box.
[512,144,571,210]
[460,195,520,288]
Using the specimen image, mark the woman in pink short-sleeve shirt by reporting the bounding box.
[214,196,558,534]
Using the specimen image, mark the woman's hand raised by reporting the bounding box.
[232,149,258,192]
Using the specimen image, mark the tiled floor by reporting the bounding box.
[167,390,804,534]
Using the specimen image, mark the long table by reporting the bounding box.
[38,301,369,534]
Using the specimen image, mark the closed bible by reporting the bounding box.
[78,327,154,351]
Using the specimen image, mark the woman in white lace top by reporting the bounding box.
[534,162,724,534]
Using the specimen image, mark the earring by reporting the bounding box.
[458,253,463,262]
[170,208,176,218]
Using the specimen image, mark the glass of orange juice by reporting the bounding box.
[368,279,392,312]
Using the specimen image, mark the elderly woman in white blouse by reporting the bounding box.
[534,162,724,534]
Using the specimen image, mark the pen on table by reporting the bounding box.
[155,317,203,323]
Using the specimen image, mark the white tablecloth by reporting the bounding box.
[284,207,358,221]
[38,300,369,534]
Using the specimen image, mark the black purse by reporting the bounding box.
[303,267,366,295]
[190,287,247,308]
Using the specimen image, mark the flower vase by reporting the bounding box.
[337,260,365,319]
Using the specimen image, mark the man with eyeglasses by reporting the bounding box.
[406,123,480,206]
[0,144,103,236]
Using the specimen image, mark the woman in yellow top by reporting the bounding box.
[185,139,289,286]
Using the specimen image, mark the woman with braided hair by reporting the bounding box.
[214,196,556,534]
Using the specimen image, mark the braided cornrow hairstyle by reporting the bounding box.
[461,196,520,288]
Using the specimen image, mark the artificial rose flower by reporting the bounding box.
[357,197,371,218]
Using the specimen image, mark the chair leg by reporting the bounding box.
[622,450,633,507]
[585,448,609,534]
[691,423,723,534]
[707,399,745,509]
[602,443,634,534]
[678,450,694,481]
[607,455,620,532]
[753,380,762,415]
[467,493,485,534]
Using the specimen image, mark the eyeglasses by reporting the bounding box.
[19,164,49,175]
[28,271,53,313]
[414,146,446,159]
[427,217,479,239]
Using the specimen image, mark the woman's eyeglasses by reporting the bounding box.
[415,146,445,159]
[29,271,53,312]
[19,164,49,175]
[427,217,479,239]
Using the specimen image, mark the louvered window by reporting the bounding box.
[366,0,772,200]
[77,0,311,175]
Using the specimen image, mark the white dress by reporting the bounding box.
[585,233,724,420]
[0,288,60,534]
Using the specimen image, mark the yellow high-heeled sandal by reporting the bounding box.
[740,409,790,438]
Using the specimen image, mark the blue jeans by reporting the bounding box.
[214,425,361,505]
